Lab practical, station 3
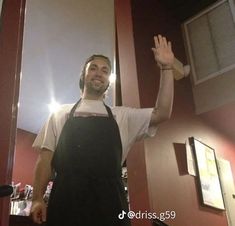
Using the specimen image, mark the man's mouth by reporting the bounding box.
[92,79,103,84]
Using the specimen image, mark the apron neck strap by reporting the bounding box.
[69,99,81,118]
[69,99,114,120]
[104,104,115,120]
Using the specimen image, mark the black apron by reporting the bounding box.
[46,100,130,226]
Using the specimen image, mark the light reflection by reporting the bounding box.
[109,73,116,83]
[48,100,61,114]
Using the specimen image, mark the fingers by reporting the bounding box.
[154,35,171,49]
[168,41,172,51]
[162,37,168,47]
[152,35,174,66]
[30,201,47,224]
[154,36,159,48]
[31,210,42,224]
[158,35,163,46]
[154,35,163,48]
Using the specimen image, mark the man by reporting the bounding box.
[30,35,174,226]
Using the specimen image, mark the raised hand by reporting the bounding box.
[152,35,174,68]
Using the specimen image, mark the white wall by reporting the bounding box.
[18,0,115,133]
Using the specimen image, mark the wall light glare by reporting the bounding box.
[109,73,116,83]
[48,100,61,114]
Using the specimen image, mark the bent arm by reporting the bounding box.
[150,35,174,127]
[30,148,53,224]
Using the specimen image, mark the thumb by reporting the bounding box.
[151,48,159,56]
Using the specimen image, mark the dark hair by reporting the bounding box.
[79,54,111,92]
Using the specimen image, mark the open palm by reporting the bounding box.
[152,35,174,67]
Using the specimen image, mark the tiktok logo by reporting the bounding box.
[118,210,126,219]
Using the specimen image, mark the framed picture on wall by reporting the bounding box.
[189,137,225,210]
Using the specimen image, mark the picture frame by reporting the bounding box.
[189,137,225,210]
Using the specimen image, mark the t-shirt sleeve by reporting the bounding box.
[114,106,158,163]
[32,114,57,152]
[126,107,157,142]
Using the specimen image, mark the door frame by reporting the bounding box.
[0,0,26,225]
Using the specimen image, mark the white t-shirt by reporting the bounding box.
[33,99,157,163]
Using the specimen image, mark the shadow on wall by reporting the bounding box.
[173,143,188,176]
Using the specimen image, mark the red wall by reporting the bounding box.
[0,0,26,225]
[12,129,38,188]
[115,1,151,225]
[131,1,235,226]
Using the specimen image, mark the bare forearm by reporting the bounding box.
[155,69,174,117]
[32,149,53,201]
[150,35,175,126]
[151,68,174,126]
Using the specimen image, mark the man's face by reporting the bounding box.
[83,57,111,96]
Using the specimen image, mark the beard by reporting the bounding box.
[85,80,109,96]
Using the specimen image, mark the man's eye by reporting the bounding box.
[102,68,110,74]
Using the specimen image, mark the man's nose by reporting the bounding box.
[95,69,103,77]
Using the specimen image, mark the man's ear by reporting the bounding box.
[79,74,84,90]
